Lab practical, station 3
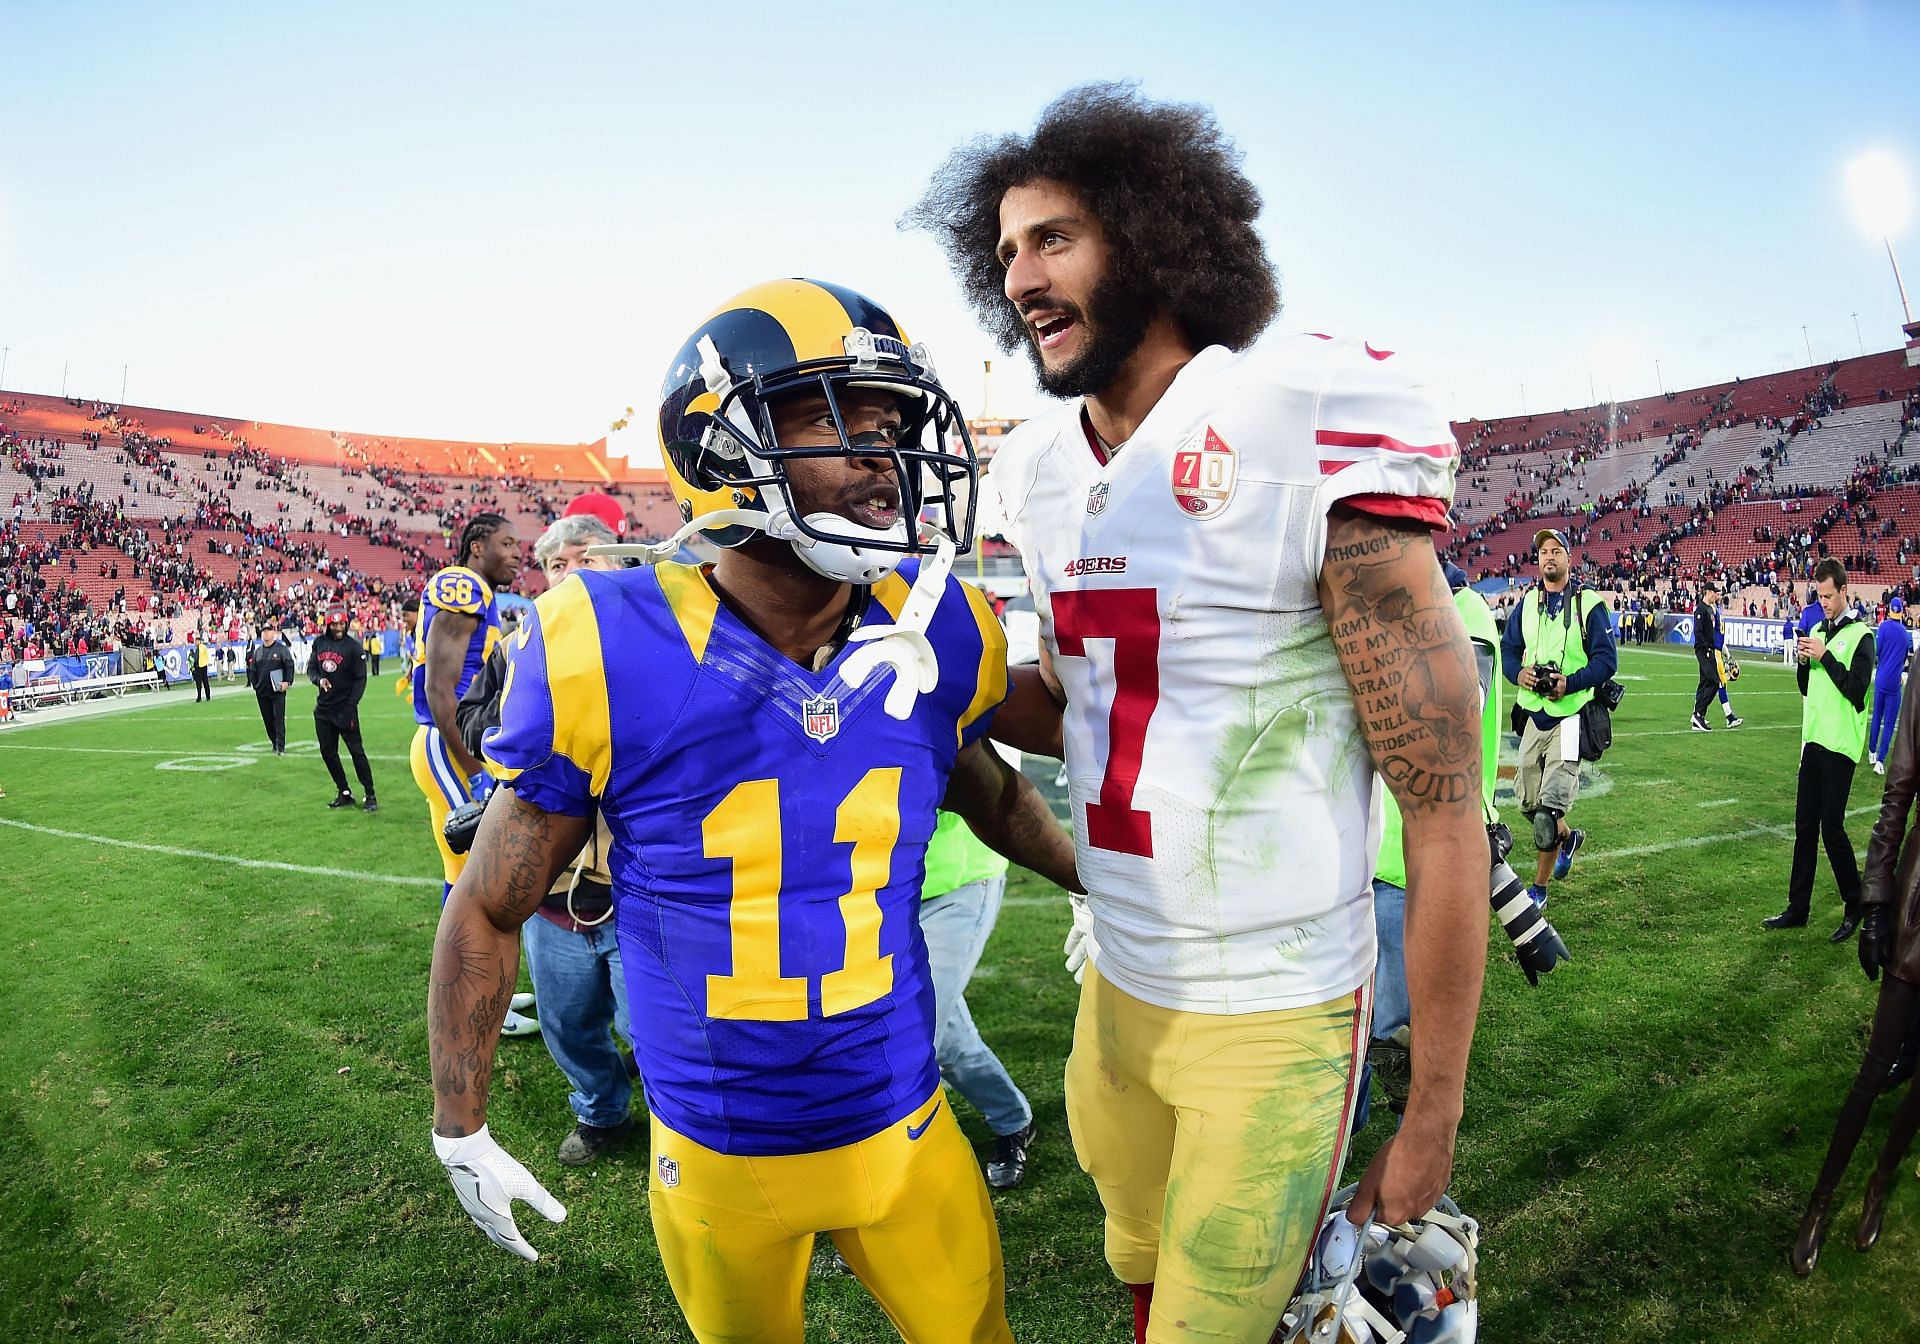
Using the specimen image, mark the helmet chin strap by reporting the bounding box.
[584,508,766,566]
[587,510,959,723]
[841,525,956,721]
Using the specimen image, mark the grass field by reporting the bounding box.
[1,647,1913,1343]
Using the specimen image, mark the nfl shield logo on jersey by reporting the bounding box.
[1171,425,1237,518]
[801,693,841,743]
[1086,480,1109,515]
[656,1154,679,1188]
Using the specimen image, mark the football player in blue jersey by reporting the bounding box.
[427,280,1080,1344]
[410,513,520,899]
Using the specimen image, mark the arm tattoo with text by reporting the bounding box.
[1321,508,1481,813]
[427,791,586,1136]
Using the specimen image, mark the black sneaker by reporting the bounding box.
[1690,713,1711,732]
[1367,1038,1412,1115]
[985,1121,1035,1190]
[556,1115,637,1166]
[362,795,379,813]
[327,792,356,809]
[1725,714,1744,729]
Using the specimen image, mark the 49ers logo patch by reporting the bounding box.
[1172,425,1236,518]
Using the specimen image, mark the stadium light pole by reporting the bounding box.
[1,346,8,390]
[121,365,128,404]
[1802,326,1813,366]
[1853,312,1864,355]
[1655,358,1664,395]
[1846,150,1914,325]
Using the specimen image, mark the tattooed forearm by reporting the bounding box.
[1323,503,1489,1139]
[946,741,1083,893]
[1319,506,1481,816]
[426,789,589,1137]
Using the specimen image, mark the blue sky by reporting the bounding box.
[3,1,1915,464]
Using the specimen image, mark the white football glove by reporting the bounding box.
[433,1125,566,1262]
[1064,894,1101,984]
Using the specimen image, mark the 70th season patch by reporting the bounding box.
[1172,426,1237,518]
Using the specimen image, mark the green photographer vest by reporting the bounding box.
[1802,619,1871,761]
[1516,587,1596,718]
[1376,586,1501,889]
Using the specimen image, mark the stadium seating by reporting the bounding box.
[7,344,1918,660]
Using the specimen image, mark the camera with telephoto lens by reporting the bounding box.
[443,796,489,855]
[1488,822,1571,985]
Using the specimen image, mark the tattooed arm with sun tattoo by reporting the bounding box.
[427,789,591,1260]
[1319,502,1488,1228]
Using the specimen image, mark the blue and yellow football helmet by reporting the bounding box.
[656,278,977,584]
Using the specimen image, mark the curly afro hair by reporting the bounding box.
[906,82,1279,357]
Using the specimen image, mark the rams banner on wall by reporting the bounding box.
[0,652,122,690]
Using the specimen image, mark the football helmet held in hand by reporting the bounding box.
[1275,1186,1479,1344]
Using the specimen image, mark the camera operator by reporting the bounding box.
[450,509,640,1161]
[1767,559,1876,939]
[1501,528,1617,910]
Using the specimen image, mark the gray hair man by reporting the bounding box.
[533,513,620,578]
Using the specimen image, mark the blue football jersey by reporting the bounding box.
[484,561,1007,1156]
[412,565,501,725]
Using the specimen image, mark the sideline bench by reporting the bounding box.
[4,669,166,712]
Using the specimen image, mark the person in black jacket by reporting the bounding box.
[310,605,376,811]
[1690,583,1743,731]
[248,626,294,756]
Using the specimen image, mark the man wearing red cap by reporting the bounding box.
[310,604,377,811]
[560,491,628,540]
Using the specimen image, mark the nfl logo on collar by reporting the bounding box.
[802,693,841,743]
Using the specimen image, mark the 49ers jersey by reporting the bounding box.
[988,336,1457,1014]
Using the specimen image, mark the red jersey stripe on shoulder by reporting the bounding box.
[1315,429,1456,460]
[1343,492,1450,533]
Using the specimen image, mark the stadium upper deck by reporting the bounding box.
[3,344,1918,655]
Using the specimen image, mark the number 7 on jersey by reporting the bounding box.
[1051,587,1160,858]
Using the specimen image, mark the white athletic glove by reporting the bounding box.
[433,1125,566,1262]
[1064,894,1101,984]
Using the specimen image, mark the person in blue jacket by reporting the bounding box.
[1871,597,1912,776]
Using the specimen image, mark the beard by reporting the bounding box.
[1022,261,1159,399]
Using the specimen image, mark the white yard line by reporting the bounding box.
[0,816,441,887]
[0,743,414,763]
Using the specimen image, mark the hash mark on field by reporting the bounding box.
[0,818,441,888]
[1630,779,1675,787]
[1697,799,1740,808]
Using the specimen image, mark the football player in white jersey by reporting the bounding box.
[913,84,1489,1344]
